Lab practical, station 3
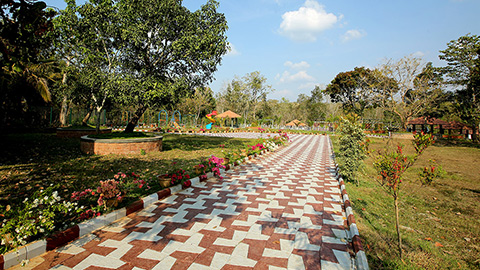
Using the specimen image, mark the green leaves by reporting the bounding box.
[336,113,367,184]
[439,33,480,86]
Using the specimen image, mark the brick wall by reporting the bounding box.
[80,136,163,155]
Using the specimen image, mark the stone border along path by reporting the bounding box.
[7,133,368,270]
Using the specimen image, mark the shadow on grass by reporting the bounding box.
[432,138,480,149]
[0,133,257,212]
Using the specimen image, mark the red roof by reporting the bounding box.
[444,121,472,130]
[407,117,449,125]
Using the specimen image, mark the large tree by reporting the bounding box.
[243,71,272,120]
[54,0,124,131]
[376,56,440,130]
[296,86,326,124]
[439,34,480,141]
[0,0,56,128]
[324,67,381,116]
[119,0,228,132]
[439,33,480,88]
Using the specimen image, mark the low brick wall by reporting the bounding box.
[57,128,112,138]
[80,135,163,155]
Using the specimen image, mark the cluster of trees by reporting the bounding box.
[2,0,478,137]
[213,34,479,134]
[323,34,480,139]
[1,0,228,132]
[215,74,331,126]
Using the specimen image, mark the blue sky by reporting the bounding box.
[46,0,480,101]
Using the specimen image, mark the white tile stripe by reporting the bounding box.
[327,136,370,270]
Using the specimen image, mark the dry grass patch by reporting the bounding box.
[332,136,480,269]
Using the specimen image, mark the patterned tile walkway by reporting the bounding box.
[19,134,356,270]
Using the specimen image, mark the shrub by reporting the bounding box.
[419,159,444,185]
[336,114,367,185]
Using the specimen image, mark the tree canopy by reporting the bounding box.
[119,0,229,132]
[440,34,480,140]
[216,71,272,123]
[439,33,480,88]
[52,0,228,132]
[0,0,57,128]
[324,67,384,116]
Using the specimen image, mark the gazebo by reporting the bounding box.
[286,119,300,126]
[286,119,306,127]
[216,110,241,127]
[407,117,449,134]
[407,117,476,139]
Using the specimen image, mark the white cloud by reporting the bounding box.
[412,51,425,58]
[284,60,311,70]
[279,0,339,42]
[341,29,366,42]
[298,82,319,90]
[277,70,315,83]
[226,43,240,56]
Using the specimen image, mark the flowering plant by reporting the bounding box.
[419,160,443,185]
[97,179,122,209]
[169,169,190,186]
[372,131,434,258]
[248,143,265,155]
[208,155,225,179]
[159,162,191,186]
[72,172,149,211]
[1,186,82,252]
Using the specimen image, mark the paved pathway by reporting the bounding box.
[18,134,356,270]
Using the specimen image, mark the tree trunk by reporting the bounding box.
[472,125,478,142]
[59,61,70,127]
[59,96,68,127]
[95,108,102,134]
[82,105,94,126]
[394,195,403,259]
[125,104,147,133]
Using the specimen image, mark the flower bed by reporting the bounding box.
[0,133,291,268]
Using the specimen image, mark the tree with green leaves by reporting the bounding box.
[439,34,480,141]
[118,0,229,132]
[178,86,216,125]
[216,71,272,124]
[0,0,56,128]
[324,67,382,116]
[439,33,480,87]
[306,85,326,123]
[243,71,272,120]
[217,77,249,120]
[54,0,123,131]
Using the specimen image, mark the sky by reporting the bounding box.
[45,0,480,101]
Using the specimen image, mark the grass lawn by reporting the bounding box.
[333,136,480,269]
[0,132,258,217]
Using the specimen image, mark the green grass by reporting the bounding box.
[59,124,110,130]
[88,131,154,139]
[332,137,480,269]
[0,132,257,216]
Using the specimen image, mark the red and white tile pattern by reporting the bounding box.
[16,135,357,270]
